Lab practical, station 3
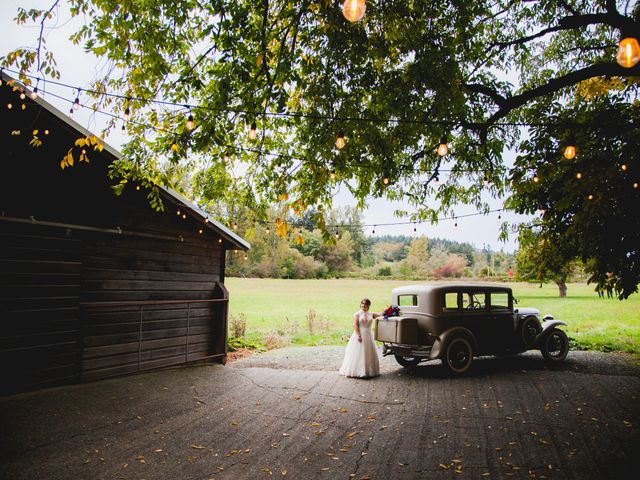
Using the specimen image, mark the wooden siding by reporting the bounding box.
[0,222,83,394]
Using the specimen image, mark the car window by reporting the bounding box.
[490,292,510,310]
[443,292,459,311]
[398,294,418,306]
[461,292,486,310]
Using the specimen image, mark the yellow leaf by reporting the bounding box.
[75,138,86,147]
[256,54,263,67]
[275,218,288,238]
[11,130,21,136]
[278,193,289,201]
[32,129,38,135]
[295,233,304,246]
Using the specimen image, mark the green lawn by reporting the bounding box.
[225,278,640,353]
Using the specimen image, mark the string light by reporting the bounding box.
[73,93,80,111]
[382,176,389,185]
[335,131,346,149]
[182,214,187,219]
[564,142,576,160]
[330,170,336,180]
[266,226,270,234]
[136,185,140,191]
[7,103,12,109]
[30,87,38,100]
[186,111,195,131]
[19,90,26,100]
[177,209,181,215]
[576,172,582,179]
[335,230,340,239]
[617,37,640,68]
[44,129,49,135]
[68,107,74,118]
[123,106,131,121]
[436,136,449,156]
[482,175,489,186]
[218,238,223,243]
[533,174,539,183]
[204,218,209,223]
[633,182,639,189]
[198,229,203,234]
[342,0,366,22]
[248,121,257,140]
[233,222,238,229]
[621,164,628,171]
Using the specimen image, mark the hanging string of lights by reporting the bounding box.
[3,67,578,130]
[2,77,505,179]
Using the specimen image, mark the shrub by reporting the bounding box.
[227,337,264,352]
[263,330,291,350]
[378,266,392,276]
[229,313,247,338]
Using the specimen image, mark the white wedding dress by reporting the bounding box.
[339,310,380,378]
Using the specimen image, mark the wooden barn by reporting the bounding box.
[0,73,250,394]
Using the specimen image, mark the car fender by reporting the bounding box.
[430,327,478,360]
[533,320,567,348]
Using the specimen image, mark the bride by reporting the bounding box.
[339,298,380,378]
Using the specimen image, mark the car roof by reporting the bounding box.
[392,283,512,295]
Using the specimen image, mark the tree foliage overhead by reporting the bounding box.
[3,0,640,295]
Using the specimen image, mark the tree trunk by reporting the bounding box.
[556,280,567,298]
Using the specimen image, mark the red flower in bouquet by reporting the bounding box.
[382,305,400,319]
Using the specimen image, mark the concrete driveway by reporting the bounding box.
[1,348,638,479]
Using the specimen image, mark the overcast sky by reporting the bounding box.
[1,1,531,251]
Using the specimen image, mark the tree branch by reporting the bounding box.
[483,62,640,126]
[37,0,60,73]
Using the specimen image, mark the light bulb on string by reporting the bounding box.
[482,175,489,186]
[342,0,366,22]
[413,223,417,234]
[436,136,448,157]
[73,93,80,111]
[198,229,203,234]
[204,218,209,223]
[44,129,49,135]
[233,222,238,230]
[564,144,576,160]
[218,238,222,243]
[266,226,270,234]
[587,194,594,201]
[186,110,195,131]
[335,230,340,239]
[454,219,458,228]
[372,226,376,235]
[621,164,628,172]
[335,131,346,149]
[121,122,126,132]
[576,172,582,179]
[330,170,336,181]
[498,213,502,220]
[617,37,640,68]
[19,90,26,100]
[248,121,257,140]
[68,107,74,118]
[30,87,38,100]
[123,106,131,121]
[182,214,187,219]
[7,103,12,109]
[382,176,389,185]
[533,174,539,183]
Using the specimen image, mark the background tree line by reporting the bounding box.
[223,205,525,281]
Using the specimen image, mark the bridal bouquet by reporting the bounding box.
[382,305,400,319]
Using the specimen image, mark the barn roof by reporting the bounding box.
[1,72,250,251]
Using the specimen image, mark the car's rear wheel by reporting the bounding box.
[394,354,421,368]
[541,328,569,362]
[443,337,473,374]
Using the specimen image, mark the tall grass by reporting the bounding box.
[225,278,640,353]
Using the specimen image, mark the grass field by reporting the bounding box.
[225,278,640,353]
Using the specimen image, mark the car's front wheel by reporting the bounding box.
[394,354,421,368]
[541,328,569,362]
[443,337,474,374]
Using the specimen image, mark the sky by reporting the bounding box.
[0,1,530,252]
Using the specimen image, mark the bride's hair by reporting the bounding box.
[360,298,371,307]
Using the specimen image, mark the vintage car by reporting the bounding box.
[375,283,569,374]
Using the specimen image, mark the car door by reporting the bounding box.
[485,290,515,351]
[459,289,488,349]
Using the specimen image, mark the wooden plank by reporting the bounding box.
[82,255,220,275]
[0,285,81,299]
[0,272,81,286]
[87,235,219,258]
[2,246,82,262]
[81,278,218,292]
[82,290,216,303]
[0,259,82,274]
[82,267,216,283]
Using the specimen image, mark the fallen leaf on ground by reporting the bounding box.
[154,449,163,453]
[191,445,206,449]
[346,431,359,439]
